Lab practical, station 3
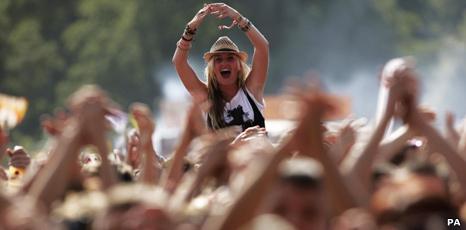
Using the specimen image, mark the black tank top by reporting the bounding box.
[207,88,265,131]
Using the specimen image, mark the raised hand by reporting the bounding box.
[130,103,155,148]
[208,3,241,20]
[287,87,341,155]
[126,130,141,169]
[40,109,69,137]
[196,136,233,180]
[187,4,211,30]
[417,106,436,123]
[231,125,267,146]
[7,146,31,169]
[67,85,115,146]
[385,62,419,122]
[129,102,163,184]
[333,121,357,162]
[208,3,243,30]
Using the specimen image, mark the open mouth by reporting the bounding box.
[220,68,231,78]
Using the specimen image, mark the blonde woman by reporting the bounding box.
[172,3,269,131]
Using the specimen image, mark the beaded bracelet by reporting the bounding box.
[184,24,197,35]
[239,20,251,32]
[181,35,193,42]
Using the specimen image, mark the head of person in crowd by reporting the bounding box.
[266,157,327,230]
[371,163,458,229]
[93,184,173,230]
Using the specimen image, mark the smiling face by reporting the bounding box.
[213,52,241,87]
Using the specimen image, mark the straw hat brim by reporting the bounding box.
[203,51,248,62]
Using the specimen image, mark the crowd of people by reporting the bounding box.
[1,3,466,230]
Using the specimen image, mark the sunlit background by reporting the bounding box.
[0,0,465,153]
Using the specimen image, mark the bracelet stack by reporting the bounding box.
[183,24,196,41]
[236,16,251,32]
[177,24,196,50]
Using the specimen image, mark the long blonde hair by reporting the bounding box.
[205,56,250,130]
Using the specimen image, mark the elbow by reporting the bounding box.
[172,52,187,69]
[263,39,270,49]
[261,38,270,51]
[257,39,269,54]
[172,54,179,66]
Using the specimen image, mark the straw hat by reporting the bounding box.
[203,36,248,62]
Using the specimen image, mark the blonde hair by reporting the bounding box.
[205,55,250,130]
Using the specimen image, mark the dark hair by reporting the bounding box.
[389,142,420,166]
[399,197,458,230]
[371,163,393,189]
[280,174,322,190]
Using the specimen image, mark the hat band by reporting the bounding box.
[215,48,237,52]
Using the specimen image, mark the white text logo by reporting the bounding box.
[447,218,461,226]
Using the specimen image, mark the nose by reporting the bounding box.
[220,59,229,65]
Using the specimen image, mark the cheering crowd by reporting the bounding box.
[1,3,466,230]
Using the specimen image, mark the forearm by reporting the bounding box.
[377,125,413,162]
[241,17,269,95]
[172,45,193,78]
[172,9,200,69]
[164,131,192,191]
[0,146,5,165]
[416,120,466,193]
[244,23,269,52]
[28,124,82,211]
[173,45,188,62]
[320,149,360,213]
[0,131,7,165]
[346,112,392,190]
[307,115,358,214]
[459,128,466,158]
[171,24,197,88]
[140,142,160,185]
[94,139,117,189]
[205,145,288,230]
[172,38,207,100]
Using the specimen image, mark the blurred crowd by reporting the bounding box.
[0,57,465,229]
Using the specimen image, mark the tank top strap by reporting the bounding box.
[243,88,265,129]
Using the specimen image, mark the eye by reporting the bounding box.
[214,57,222,63]
[227,56,235,62]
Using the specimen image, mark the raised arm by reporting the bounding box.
[342,73,405,191]
[205,89,358,230]
[209,3,269,101]
[172,6,209,103]
[445,111,460,149]
[163,104,207,192]
[296,93,359,214]
[29,86,118,210]
[130,103,162,185]
[0,127,8,182]
[408,106,466,194]
[377,125,413,162]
